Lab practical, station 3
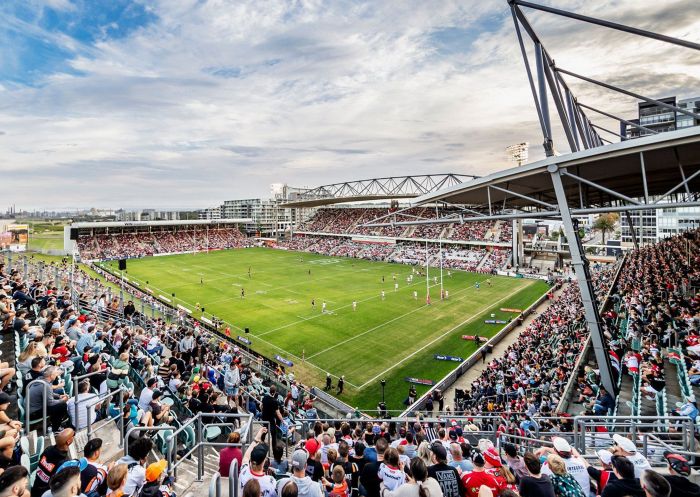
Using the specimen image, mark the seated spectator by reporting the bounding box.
[81,438,110,496]
[660,451,699,497]
[518,452,555,497]
[31,429,75,497]
[610,435,651,478]
[116,437,153,496]
[277,449,323,497]
[219,432,243,477]
[546,455,586,497]
[640,470,671,497]
[105,464,128,497]
[28,366,69,431]
[240,427,276,497]
[0,466,29,497]
[67,379,101,431]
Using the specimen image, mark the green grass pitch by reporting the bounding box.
[105,248,549,411]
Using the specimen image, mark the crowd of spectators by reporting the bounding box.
[298,208,509,244]
[279,237,508,273]
[77,228,247,261]
[451,262,620,419]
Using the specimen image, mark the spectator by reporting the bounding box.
[546,455,586,497]
[610,435,651,478]
[640,470,671,497]
[518,453,555,497]
[600,456,644,497]
[105,464,128,497]
[240,427,276,497]
[116,436,153,496]
[47,465,82,497]
[219,432,243,477]
[461,453,499,497]
[661,451,700,497]
[360,437,388,497]
[584,450,617,496]
[138,378,157,411]
[27,366,68,431]
[426,443,462,497]
[277,449,322,497]
[31,428,75,497]
[67,379,100,431]
[448,443,472,474]
[139,460,173,497]
[0,466,29,497]
[539,438,589,495]
[380,458,442,497]
[81,438,110,497]
[244,480,262,497]
[502,444,527,482]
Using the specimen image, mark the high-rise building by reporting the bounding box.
[621,206,700,244]
[623,95,700,139]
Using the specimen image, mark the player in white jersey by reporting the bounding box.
[413,290,418,300]
[322,302,327,313]
[394,282,399,291]
[352,301,357,311]
[381,291,385,300]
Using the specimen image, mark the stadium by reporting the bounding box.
[4,3,700,497]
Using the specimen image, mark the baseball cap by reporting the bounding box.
[151,389,162,400]
[56,458,88,474]
[251,443,269,464]
[146,459,168,482]
[612,434,637,453]
[0,393,13,406]
[552,437,572,453]
[596,449,613,465]
[664,451,691,476]
[291,449,308,470]
[429,442,447,461]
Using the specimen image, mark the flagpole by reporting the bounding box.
[440,239,444,298]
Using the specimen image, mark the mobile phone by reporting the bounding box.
[260,430,267,443]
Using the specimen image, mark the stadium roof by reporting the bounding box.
[281,174,477,207]
[70,219,252,229]
[408,126,700,216]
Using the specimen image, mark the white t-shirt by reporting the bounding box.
[378,463,406,491]
[67,393,99,430]
[626,453,652,478]
[148,336,160,350]
[240,464,278,497]
[138,387,154,411]
[542,455,589,494]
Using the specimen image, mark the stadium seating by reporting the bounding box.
[3,228,698,497]
[77,227,247,261]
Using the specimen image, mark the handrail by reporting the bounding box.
[85,386,127,446]
[124,425,176,456]
[209,473,221,497]
[72,368,112,429]
[25,378,51,434]
[166,412,253,481]
[229,458,239,497]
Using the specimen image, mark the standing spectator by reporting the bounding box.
[262,386,283,448]
[427,443,463,497]
[448,443,472,474]
[240,427,276,497]
[539,438,589,495]
[518,453,556,497]
[360,438,388,497]
[139,378,157,411]
[546,455,586,497]
[380,458,443,497]
[461,453,499,497]
[600,457,645,497]
[610,435,651,478]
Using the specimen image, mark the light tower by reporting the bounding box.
[506,142,529,167]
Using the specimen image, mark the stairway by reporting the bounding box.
[615,374,635,417]
[664,359,685,409]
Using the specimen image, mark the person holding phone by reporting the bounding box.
[240,427,277,497]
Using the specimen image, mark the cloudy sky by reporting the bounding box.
[1,0,699,210]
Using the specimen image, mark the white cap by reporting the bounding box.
[613,434,637,453]
[597,449,613,465]
[552,437,571,452]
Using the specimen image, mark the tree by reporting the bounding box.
[593,213,619,245]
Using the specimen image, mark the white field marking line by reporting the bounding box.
[255,275,434,338]
[357,282,536,389]
[305,275,492,360]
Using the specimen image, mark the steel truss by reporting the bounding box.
[283,174,476,206]
[508,0,700,157]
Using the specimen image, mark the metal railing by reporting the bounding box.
[24,379,52,434]
[84,386,126,445]
[210,459,239,497]
[166,412,254,481]
[72,369,112,429]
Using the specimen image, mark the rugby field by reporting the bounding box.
[105,248,548,411]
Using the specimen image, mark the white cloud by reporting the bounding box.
[1,0,699,209]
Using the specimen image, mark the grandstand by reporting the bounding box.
[5,2,700,497]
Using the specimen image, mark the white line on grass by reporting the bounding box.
[305,276,490,360]
[356,283,534,389]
